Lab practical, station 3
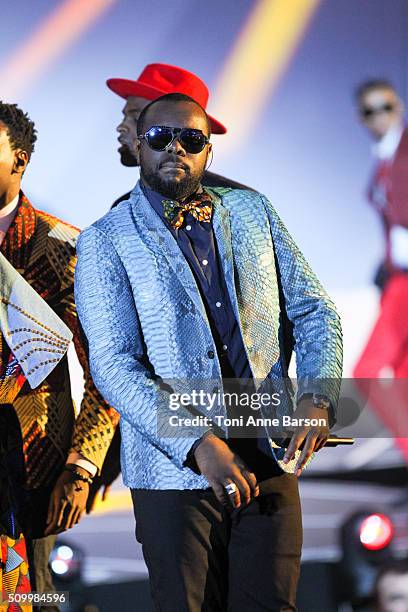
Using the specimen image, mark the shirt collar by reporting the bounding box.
[372,122,404,160]
[140,180,205,222]
[0,193,20,218]
[0,192,38,271]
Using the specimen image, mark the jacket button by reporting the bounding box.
[207,350,215,359]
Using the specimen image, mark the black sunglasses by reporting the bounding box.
[138,126,210,154]
[361,103,395,119]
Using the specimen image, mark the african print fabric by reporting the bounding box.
[1,193,119,490]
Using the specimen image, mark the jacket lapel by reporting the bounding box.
[0,192,37,274]
[129,184,209,322]
[212,188,281,382]
[211,194,241,322]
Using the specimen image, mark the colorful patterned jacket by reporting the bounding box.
[1,252,73,607]
[0,250,73,402]
[75,183,343,490]
[1,193,119,489]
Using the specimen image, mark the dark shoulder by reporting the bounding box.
[202,171,256,191]
[111,191,132,209]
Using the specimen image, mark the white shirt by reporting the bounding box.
[0,194,19,244]
[372,122,404,160]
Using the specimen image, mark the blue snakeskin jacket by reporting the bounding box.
[74,183,343,489]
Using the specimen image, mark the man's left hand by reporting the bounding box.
[44,467,90,535]
[283,398,330,477]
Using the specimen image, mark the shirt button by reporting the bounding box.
[216,302,222,308]
[186,225,192,231]
[222,345,228,351]
[202,259,208,266]
[207,350,215,359]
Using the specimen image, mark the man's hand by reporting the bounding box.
[45,466,90,535]
[194,433,259,509]
[283,398,330,476]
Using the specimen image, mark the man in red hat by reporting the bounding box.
[107,63,251,206]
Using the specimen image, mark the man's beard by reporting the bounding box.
[119,145,139,167]
[141,166,203,201]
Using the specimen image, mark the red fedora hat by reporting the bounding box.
[107,63,226,134]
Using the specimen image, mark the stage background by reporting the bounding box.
[1,2,406,602]
[1,0,407,290]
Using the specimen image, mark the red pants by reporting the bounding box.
[354,274,408,462]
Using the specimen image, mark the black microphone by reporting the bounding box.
[273,435,354,450]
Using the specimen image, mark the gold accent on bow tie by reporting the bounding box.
[162,192,213,229]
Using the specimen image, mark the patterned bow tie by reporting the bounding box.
[162,191,213,229]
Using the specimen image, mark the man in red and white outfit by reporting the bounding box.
[353,79,408,461]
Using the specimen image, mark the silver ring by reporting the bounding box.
[224,482,238,495]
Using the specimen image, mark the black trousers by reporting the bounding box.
[132,473,302,612]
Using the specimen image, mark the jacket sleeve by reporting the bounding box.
[262,195,343,419]
[59,242,120,473]
[74,225,204,469]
